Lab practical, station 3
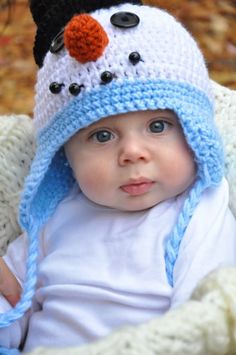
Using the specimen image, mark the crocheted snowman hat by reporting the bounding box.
[0,0,224,327]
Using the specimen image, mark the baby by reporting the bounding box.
[0,0,236,352]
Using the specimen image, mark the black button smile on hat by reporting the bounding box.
[110,12,140,28]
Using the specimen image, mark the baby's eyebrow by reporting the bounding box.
[73,127,86,138]
[78,124,102,135]
[151,113,177,121]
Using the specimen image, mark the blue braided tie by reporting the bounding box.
[165,178,206,286]
[0,347,20,355]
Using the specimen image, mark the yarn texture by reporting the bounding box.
[214,82,236,217]
[0,115,35,256]
[30,0,142,67]
[64,14,109,63]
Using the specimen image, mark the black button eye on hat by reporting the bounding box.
[29,0,143,67]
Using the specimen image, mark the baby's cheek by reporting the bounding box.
[172,153,196,186]
[75,165,105,197]
[76,170,95,190]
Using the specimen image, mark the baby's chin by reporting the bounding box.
[108,198,166,212]
[83,191,172,212]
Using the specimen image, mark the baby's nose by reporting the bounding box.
[118,138,151,166]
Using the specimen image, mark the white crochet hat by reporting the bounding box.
[0,0,224,331]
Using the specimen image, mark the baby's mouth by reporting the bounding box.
[120,178,154,196]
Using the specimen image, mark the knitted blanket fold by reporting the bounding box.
[0,115,35,256]
[29,267,236,355]
[0,81,235,354]
[213,81,236,217]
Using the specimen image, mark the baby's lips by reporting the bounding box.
[120,179,154,196]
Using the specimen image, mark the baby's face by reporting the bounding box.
[64,110,196,211]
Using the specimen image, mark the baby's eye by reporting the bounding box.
[90,130,114,143]
[149,120,170,133]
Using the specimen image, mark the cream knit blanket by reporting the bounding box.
[0,81,235,354]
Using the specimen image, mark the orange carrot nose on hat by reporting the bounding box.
[64,14,109,63]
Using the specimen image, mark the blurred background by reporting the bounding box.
[0,0,236,116]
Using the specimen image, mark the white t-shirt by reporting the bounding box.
[0,178,236,351]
